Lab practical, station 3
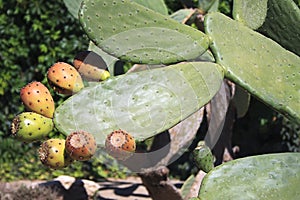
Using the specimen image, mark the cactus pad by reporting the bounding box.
[205,12,300,124]
[79,0,209,64]
[132,0,168,15]
[54,62,223,146]
[233,0,268,30]
[199,153,300,199]
[258,0,300,56]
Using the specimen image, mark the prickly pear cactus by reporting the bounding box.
[198,153,300,199]
[79,0,210,64]
[204,12,300,123]
[54,62,224,146]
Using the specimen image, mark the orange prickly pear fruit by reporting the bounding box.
[20,81,55,118]
[47,62,84,95]
[65,130,97,161]
[105,129,136,160]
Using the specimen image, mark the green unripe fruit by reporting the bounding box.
[11,112,54,143]
[193,141,214,173]
[38,138,73,169]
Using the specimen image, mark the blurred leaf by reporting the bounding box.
[199,0,219,13]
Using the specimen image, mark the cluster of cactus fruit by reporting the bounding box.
[11,51,136,169]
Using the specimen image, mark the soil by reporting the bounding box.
[0,176,183,200]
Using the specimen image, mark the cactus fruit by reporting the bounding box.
[11,112,54,143]
[73,51,110,82]
[105,130,136,160]
[47,62,84,95]
[193,141,214,173]
[65,130,97,161]
[38,138,73,169]
[20,81,55,118]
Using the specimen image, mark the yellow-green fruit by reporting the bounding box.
[38,138,73,169]
[11,112,54,143]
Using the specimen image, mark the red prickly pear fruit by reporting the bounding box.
[65,131,97,161]
[73,51,110,82]
[105,129,136,160]
[11,112,54,143]
[47,62,84,95]
[38,138,73,169]
[20,81,55,118]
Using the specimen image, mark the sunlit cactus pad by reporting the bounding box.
[54,62,223,146]
[199,153,300,199]
[79,0,209,64]
[232,0,268,30]
[205,12,300,123]
[258,0,300,56]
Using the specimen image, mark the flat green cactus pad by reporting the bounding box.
[258,0,300,56]
[54,62,223,146]
[132,0,168,15]
[205,12,300,124]
[199,153,300,199]
[79,0,209,64]
[232,0,268,29]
